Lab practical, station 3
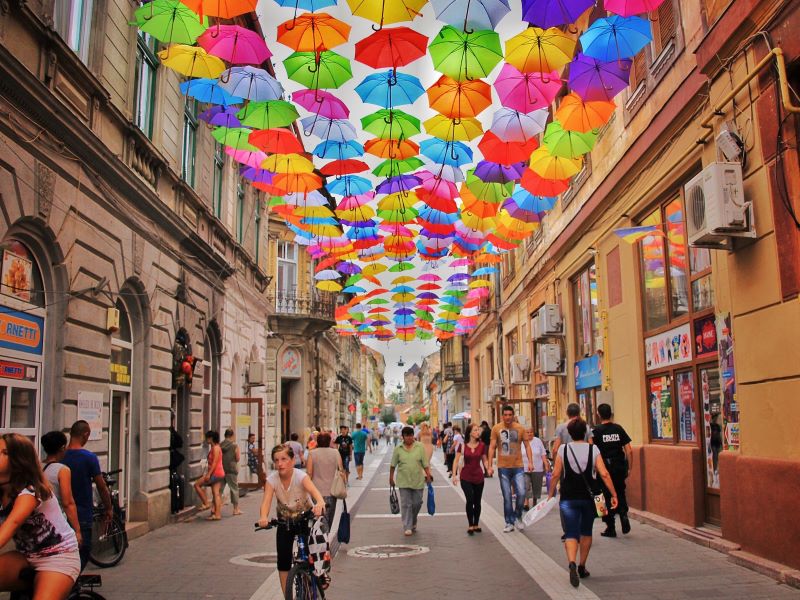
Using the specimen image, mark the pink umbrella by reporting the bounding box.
[449,257,472,267]
[293,89,350,119]
[225,147,268,168]
[605,0,666,17]
[419,273,443,281]
[198,25,272,65]
[336,192,375,209]
[494,64,563,113]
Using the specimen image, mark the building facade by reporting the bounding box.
[467,0,800,570]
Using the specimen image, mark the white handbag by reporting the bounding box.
[331,468,347,499]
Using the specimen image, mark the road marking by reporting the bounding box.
[370,485,451,490]
[352,511,463,518]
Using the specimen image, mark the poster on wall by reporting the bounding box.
[1,250,32,303]
[77,391,103,441]
[648,376,673,439]
[693,314,718,359]
[644,323,692,371]
[700,367,722,488]
[280,348,302,379]
[716,312,739,451]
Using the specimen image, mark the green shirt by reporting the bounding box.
[352,429,368,453]
[390,442,429,490]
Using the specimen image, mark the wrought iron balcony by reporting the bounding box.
[444,362,469,382]
[269,290,336,320]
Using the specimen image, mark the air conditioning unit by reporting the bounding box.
[490,379,505,397]
[333,381,342,393]
[538,344,566,376]
[534,304,563,339]
[685,162,755,249]
[247,361,265,385]
[509,354,531,385]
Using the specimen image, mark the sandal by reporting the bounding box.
[206,515,221,521]
[197,504,211,511]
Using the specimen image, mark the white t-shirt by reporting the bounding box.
[558,443,603,479]
[0,488,79,558]
[267,469,312,518]
[521,437,548,472]
[453,433,464,454]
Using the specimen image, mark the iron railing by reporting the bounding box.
[444,362,469,381]
[269,290,336,320]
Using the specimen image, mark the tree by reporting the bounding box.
[379,406,396,426]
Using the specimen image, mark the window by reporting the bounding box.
[0,241,45,307]
[213,144,225,218]
[648,374,673,441]
[640,209,668,330]
[651,0,677,55]
[276,241,298,311]
[236,181,246,243]
[134,32,158,138]
[54,0,94,64]
[181,100,198,186]
[573,262,599,357]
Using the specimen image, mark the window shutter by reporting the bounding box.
[630,50,647,90]
[653,1,677,54]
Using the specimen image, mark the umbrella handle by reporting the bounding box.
[284,16,297,31]
[219,67,232,84]
[143,1,154,20]
[210,21,221,38]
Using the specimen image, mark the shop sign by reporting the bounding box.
[644,323,691,371]
[693,314,718,359]
[1,250,33,303]
[77,391,103,441]
[109,346,132,386]
[0,309,44,355]
[281,348,302,379]
[574,355,602,390]
[0,360,36,380]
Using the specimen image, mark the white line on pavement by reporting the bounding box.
[351,511,464,518]
[370,485,451,490]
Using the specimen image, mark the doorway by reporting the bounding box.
[109,391,130,511]
[699,365,722,524]
[0,358,41,440]
[230,397,265,490]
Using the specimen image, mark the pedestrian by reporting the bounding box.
[247,433,260,483]
[193,430,224,520]
[442,422,455,475]
[521,427,550,510]
[383,427,392,447]
[547,418,618,588]
[431,426,439,447]
[40,431,82,545]
[306,432,345,527]
[257,444,325,594]
[334,426,354,484]
[452,423,489,534]
[452,425,464,456]
[286,433,305,469]
[350,423,369,480]
[592,403,633,537]
[486,405,532,532]
[0,434,81,599]
[220,429,242,516]
[389,426,433,536]
[552,403,590,458]
[61,420,113,569]
[418,422,435,463]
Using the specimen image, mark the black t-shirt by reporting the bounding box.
[335,434,353,456]
[591,423,631,465]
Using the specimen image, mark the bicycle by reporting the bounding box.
[254,511,328,600]
[89,469,128,568]
[10,568,105,600]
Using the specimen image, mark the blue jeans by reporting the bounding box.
[559,499,596,540]
[498,467,526,525]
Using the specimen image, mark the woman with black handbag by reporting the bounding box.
[547,418,618,588]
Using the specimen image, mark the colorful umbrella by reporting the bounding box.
[478,131,538,164]
[520,167,570,196]
[505,26,576,74]
[249,128,305,154]
[568,53,632,101]
[365,138,420,159]
[179,79,243,105]
[345,0,427,28]
[197,24,271,64]
[529,146,582,179]
[300,116,358,141]
[354,27,429,68]
[355,71,426,107]
[555,92,616,132]
[429,0,511,32]
[362,109,421,139]
[219,66,284,100]
[494,64,562,113]
[185,0,258,19]
[238,100,299,129]
[273,0,337,11]
[420,139,473,166]
[489,107,548,142]
[314,139,365,159]
[424,115,484,141]
[284,51,353,89]
[521,0,594,28]
[211,127,259,151]
[372,157,425,176]
[428,26,503,82]
[134,0,208,45]
[543,121,597,158]
[277,13,351,52]
[293,89,350,118]
[605,0,668,17]
[158,44,226,78]
[321,159,370,176]
[473,160,526,184]
[580,15,652,62]
[427,76,493,119]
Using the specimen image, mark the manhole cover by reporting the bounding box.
[347,544,429,559]
[230,552,277,568]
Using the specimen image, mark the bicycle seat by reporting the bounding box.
[77,574,102,587]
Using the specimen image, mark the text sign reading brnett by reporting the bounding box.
[644,323,692,371]
[0,309,44,355]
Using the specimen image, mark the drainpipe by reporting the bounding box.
[314,333,321,428]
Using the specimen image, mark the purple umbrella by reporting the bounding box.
[521,0,594,28]
[240,166,275,185]
[375,175,422,195]
[474,160,526,184]
[568,52,632,101]
[199,105,241,125]
[416,292,440,300]
[448,272,471,282]
[394,308,415,315]
[336,261,362,274]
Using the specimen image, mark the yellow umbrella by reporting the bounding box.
[391,292,415,302]
[345,0,426,27]
[424,115,483,141]
[529,146,582,179]
[460,209,497,232]
[300,224,343,237]
[505,27,576,74]
[392,275,416,284]
[295,205,335,218]
[377,192,418,210]
[159,44,225,78]
[469,279,493,288]
[261,153,315,174]
[363,263,388,276]
[336,206,376,221]
[317,280,343,292]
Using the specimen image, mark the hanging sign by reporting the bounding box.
[644,323,691,371]
[693,314,718,359]
[574,354,602,390]
[1,250,33,303]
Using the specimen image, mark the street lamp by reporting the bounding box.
[398,356,405,367]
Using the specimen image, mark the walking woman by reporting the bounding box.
[258,444,325,593]
[547,419,618,588]
[452,423,490,534]
[418,422,435,463]
[389,426,433,536]
[194,430,225,520]
[0,433,81,600]
[306,432,344,527]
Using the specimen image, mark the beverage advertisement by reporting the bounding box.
[716,313,738,451]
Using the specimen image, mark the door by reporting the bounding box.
[699,365,722,524]
[109,391,130,512]
[230,397,265,490]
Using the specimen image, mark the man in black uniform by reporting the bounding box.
[592,403,633,537]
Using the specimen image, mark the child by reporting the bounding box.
[40,431,83,547]
[0,433,81,599]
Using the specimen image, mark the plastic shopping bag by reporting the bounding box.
[522,497,558,527]
[426,482,436,516]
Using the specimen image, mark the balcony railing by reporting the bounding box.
[269,290,336,320]
[444,362,469,381]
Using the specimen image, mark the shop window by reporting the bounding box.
[254,198,262,262]
[640,209,669,330]
[54,0,94,64]
[572,262,599,357]
[665,199,689,319]
[134,32,158,139]
[212,143,225,218]
[676,370,697,442]
[648,374,673,441]
[181,100,198,187]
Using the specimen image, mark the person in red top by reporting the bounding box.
[193,430,225,520]
[452,423,490,535]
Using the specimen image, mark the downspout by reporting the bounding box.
[314,333,321,429]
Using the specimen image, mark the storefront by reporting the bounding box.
[572,262,601,427]
[575,354,602,427]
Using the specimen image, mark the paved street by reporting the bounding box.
[94,445,800,600]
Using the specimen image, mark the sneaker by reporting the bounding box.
[404,529,413,536]
[578,565,590,579]
[621,515,631,534]
[515,519,525,531]
[569,562,579,588]
[503,523,515,533]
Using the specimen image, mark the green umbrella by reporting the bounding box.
[415,310,434,322]
[418,331,434,340]
[428,26,503,82]
[361,109,421,140]
[284,51,353,90]
[133,0,208,45]
[377,207,419,222]
[436,322,457,332]
[372,157,425,177]
[443,289,468,297]
[439,303,463,313]
[238,100,299,129]
[464,171,514,203]
[389,261,415,272]
[543,121,597,159]
[211,126,258,151]
[367,298,390,305]
[345,274,364,286]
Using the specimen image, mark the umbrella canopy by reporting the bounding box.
[427,76,493,119]
[430,0,511,31]
[420,139,473,166]
[424,115,484,141]
[429,26,504,82]
[273,0,337,10]
[249,128,305,154]
[494,64,563,113]
[300,115,358,141]
[321,159,370,176]
[284,51,353,89]
[364,138,420,159]
[355,71,426,108]
[134,0,207,45]
[219,66,284,100]
[505,26,576,74]
[489,107,549,142]
[605,0,668,17]
[293,89,350,118]
[521,0,594,28]
[529,146,583,179]
[520,167,570,196]
[197,24,271,64]
[159,44,226,78]
[277,13,351,52]
[555,92,616,132]
[362,109,421,139]
[238,100,299,129]
[262,153,316,173]
[373,157,425,176]
[543,121,597,158]
[354,27,428,68]
[314,139,365,159]
[179,78,242,105]
[212,127,259,151]
[473,160,526,184]
[580,15,652,62]
[184,0,258,19]
[478,131,538,164]
[345,0,427,27]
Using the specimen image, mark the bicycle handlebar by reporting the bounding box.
[254,510,315,531]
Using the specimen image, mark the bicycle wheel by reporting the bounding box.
[69,591,106,600]
[284,565,324,600]
[89,514,128,568]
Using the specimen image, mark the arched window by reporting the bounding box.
[202,328,221,434]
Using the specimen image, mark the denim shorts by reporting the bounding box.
[559,499,596,540]
[354,452,365,466]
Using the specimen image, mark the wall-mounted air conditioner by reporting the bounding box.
[538,344,566,376]
[685,162,755,249]
[490,379,505,397]
[509,354,531,385]
[333,381,342,393]
[534,304,563,339]
[247,361,265,385]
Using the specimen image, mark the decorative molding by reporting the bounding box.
[34,160,55,220]
[132,231,143,276]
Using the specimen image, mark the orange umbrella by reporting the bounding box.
[277,13,351,52]
[273,172,323,193]
[555,92,616,133]
[183,0,258,19]
[248,128,304,154]
[427,75,492,119]
[364,138,420,159]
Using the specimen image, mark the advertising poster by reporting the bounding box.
[648,376,672,439]
[716,313,739,451]
[644,323,692,371]
[77,391,103,441]
[1,249,32,303]
[677,371,696,442]
[693,314,718,359]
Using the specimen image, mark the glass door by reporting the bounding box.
[109,390,130,513]
[699,365,722,524]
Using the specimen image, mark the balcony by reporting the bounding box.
[444,362,469,382]
[267,290,336,337]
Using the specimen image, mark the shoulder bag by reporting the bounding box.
[426,481,436,516]
[331,467,347,499]
[337,500,350,544]
[568,445,608,518]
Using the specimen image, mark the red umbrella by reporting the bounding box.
[248,128,304,154]
[478,131,539,165]
[354,27,428,69]
[320,159,370,176]
[520,167,570,196]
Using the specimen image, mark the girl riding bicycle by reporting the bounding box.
[258,444,325,592]
[0,433,81,600]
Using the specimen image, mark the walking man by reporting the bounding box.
[62,420,114,569]
[334,425,354,484]
[552,403,591,458]
[351,423,369,480]
[487,406,532,532]
[389,426,433,536]
[220,429,242,516]
[286,433,305,468]
[592,403,633,536]
[442,422,455,475]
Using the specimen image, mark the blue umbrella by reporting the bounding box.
[327,175,372,196]
[580,15,652,62]
[508,186,557,214]
[273,0,337,10]
[219,66,284,101]
[300,116,358,142]
[472,266,498,276]
[391,285,415,293]
[313,139,364,159]
[354,71,426,107]
[420,139,473,167]
[180,79,243,105]
[430,0,511,32]
[343,285,366,293]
